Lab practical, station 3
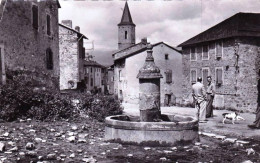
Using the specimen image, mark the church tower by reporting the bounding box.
[118,2,136,50]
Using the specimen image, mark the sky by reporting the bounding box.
[59,0,260,66]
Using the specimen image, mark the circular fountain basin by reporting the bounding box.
[105,114,199,146]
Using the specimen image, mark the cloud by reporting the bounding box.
[59,0,260,64]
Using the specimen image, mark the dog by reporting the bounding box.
[222,112,245,124]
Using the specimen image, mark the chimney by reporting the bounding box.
[61,20,72,28]
[75,26,80,32]
[141,38,147,44]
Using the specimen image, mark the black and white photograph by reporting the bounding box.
[0,0,259,162]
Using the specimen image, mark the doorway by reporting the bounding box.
[165,94,171,106]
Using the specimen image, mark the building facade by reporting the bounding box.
[113,2,183,105]
[0,0,60,87]
[118,2,135,50]
[59,20,88,91]
[107,65,114,95]
[179,13,260,112]
[113,42,183,105]
[84,60,107,94]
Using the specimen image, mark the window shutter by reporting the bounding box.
[216,69,223,85]
[202,45,208,59]
[191,47,196,60]
[32,5,38,30]
[166,70,172,83]
[47,15,51,35]
[119,70,122,81]
[216,42,222,58]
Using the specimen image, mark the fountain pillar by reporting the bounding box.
[137,44,163,122]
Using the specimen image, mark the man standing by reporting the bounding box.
[248,70,260,129]
[192,77,207,123]
[206,76,215,118]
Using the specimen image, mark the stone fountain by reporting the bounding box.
[105,44,198,146]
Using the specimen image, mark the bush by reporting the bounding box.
[0,70,123,122]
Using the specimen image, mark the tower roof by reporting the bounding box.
[118,2,135,26]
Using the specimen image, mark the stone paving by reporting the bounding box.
[122,103,260,141]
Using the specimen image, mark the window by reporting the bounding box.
[125,31,127,39]
[202,45,209,60]
[102,80,104,85]
[46,14,51,35]
[32,5,38,30]
[190,69,197,84]
[216,41,223,59]
[119,70,122,81]
[91,78,93,86]
[216,67,223,86]
[85,77,88,84]
[190,47,196,61]
[165,54,169,60]
[86,67,89,74]
[46,48,53,70]
[91,67,92,73]
[82,47,85,59]
[165,69,172,83]
[202,68,209,86]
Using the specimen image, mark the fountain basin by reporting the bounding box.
[105,114,199,146]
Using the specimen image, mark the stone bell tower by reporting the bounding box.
[118,2,136,50]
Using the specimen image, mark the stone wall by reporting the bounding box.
[0,0,59,87]
[182,37,259,112]
[118,26,135,50]
[59,25,79,90]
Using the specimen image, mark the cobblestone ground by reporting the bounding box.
[0,119,259,163]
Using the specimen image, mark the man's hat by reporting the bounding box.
[197,77,202,82]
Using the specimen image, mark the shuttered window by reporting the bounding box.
[32,5,38,30]
[46,49,53,70]
[191,69,196,84]
[216,41,223,58]
[47,14,51,35]
[166,69,172,83]
[216,68,223,85]
[202,45,209,60]
[119,70,122,81]
[190,47,196,61]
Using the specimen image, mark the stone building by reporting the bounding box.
[118,2,135,50]
[0,0,60,86]
[83,59,107,94]
[59,20,88,91]
[107,65,114,95]
[113,2,183,105]
[178,13,260,112]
